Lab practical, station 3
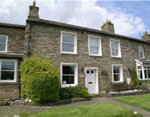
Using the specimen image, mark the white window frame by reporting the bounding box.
[112,64,123,83]
[110,39,121,58]
[0,59,17,83]
[138,45,145,59]
[60,31,77,54]
[88,35,102,56]
[60,63,78,87]
[0,35,8,52]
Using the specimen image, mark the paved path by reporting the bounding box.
[1,97,150,116]
[21,97,150,115]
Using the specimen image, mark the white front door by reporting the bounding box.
[86,69,96,94]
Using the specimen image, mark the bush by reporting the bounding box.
[20,56,60,104]
[129,65,142,87]
[59,85,89,99]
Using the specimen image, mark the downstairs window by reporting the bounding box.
[0,60,17,82]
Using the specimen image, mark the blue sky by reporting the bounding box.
[0,0,149,39]
[97,1,150,39]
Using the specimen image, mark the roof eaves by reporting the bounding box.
[0,22,25,29]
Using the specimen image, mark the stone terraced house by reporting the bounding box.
[0,2,150,99]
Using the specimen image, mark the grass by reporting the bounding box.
[20,103,142,117]
[115,94,150,111]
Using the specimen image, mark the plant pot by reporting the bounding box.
[106,90,110,94]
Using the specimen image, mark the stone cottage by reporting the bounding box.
[0,1,150,99]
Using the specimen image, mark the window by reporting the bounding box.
[88,35,102,56]
[61,63,78,87]
[137,66,143,80]
[138,46,144,59]
[0,60,17,82]
[143,66,150,79]
[61,31,77,54]
[112,64,123,82]
[110,39,121,57]
[0,35,8,52]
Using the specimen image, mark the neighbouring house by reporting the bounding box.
[0,1,150,99]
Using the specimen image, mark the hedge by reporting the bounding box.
[20,56,60,104]
[60,85,89,99]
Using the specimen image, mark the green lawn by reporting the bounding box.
[20,103,142,117]
[115,94,150,111]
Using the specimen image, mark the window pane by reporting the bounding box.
[113,66,120,73]
[62,76,74,84]
[63,66,75,74]
[138,66,142,69]
[2,61,15,70]
[144,70,148,79]
[111,41,118,49]
[62,43,74,52]
[0,35,6,43]
[112,49,118,56]
[90,38,99,46]
[0,44,6,51]
[138,46,143,52]
[148,70,150,79]
[90,47,99,54]
[1,71,14,80]
[114,74,120,81]
[62,33,74,43]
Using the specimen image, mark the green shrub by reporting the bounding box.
[129,65,142,87]
[20,56,60,104]
[59,85,89,99]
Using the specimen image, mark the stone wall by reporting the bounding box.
[0,26,25,54]
[26,21,150,93]
[0,26,25,99]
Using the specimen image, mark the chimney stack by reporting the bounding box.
[101,20,115,34]
[142,31,150,42]
[28,0,39,19]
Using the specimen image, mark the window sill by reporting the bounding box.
[0,81,17,85]
[89,54,102,57]
[61,84,77,88]
[0,51,7,53]
[112,81,124,84]
[61,52,77,55]
[111,56,122,58]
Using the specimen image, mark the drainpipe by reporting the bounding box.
[27,23,32,57]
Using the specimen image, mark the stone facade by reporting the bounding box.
[0,2,150,99]
[25,20,150,92]
[0,23,25,99]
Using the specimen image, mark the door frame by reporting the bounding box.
[85,67,99,94]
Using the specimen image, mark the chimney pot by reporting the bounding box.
[28,1,39,19]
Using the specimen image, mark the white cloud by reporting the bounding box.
[0,0,147,38]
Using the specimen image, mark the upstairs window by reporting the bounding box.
[88,35,102,56]
[138,46,144,59]
[61,31,77,54]
[110,39,121,57]
[0,35,8,52]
